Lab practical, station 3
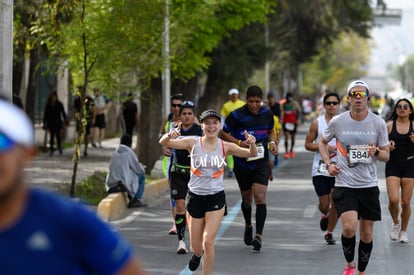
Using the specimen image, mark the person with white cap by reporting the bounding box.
[319,80,389,275]
[0,98,146,274]
[159,109,257,274]
[220,88,245,177]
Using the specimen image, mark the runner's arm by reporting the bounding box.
[305,120,319,152]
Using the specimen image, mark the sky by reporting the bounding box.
[368,0,414,76]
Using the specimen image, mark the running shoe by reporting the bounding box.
[289,151,296,158]
[324,232,336,245]
[169,224,177,235]
[177,240,188,254]
[284,152,290,159]
[244,226,253,245]
[320,214,329,231]
[251,236,262,252]
[399,230,409,243]
[390,223,400,241]
[188,254,202,271]
[342,265,355,275]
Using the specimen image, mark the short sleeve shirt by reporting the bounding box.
[0,189,133,275]
[322,111,389,188]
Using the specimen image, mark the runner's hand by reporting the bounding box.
[244,130,256,145]
[168,122,181,139]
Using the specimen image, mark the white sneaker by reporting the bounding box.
[390,223,400,241]
[399,231,409,243]
[177,240,188,254]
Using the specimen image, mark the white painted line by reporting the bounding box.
[303,205,317,218]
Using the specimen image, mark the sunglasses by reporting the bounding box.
[0,132,15,152]
[348,90,368,98]
[397,104,410,110]
[325,101,339,106]
[171,103,182,108]
[181,101,195,107]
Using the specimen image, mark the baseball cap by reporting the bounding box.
[267,91,275,98]
[347,80,370,95]
[228,88,239,95]
[0,99,34,151]
[199,110,221,123]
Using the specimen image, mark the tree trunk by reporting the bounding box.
[138,75,163,173]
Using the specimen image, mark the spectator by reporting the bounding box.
[91,87,111,148]
[43,91,67,156]
[122,93,140,138]
[73,87,94,157]
[105,134,147,208]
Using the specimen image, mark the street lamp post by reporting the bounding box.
[0,0,13,100]
[162,0,171,118]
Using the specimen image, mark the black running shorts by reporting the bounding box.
[385,160,414,178]
[93,114,106,129]
[234,162,270,191]
[333,187,381,221]
[186,191,226,219]
[170,172,190,200]
[312,175,335,196]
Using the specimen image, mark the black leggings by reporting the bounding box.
[49,128,62,153]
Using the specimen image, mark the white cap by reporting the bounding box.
[347,80,370,95]
[0,99,34,147]
[228,88,239,95]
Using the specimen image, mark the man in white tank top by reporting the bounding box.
[305,92,340,244]
[319,80,389,275]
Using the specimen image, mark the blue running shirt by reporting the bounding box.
[0,188,133,275]
[223,105,274,170]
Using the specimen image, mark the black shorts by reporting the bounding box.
[312,175,335,196]
[170,172,190,200]
[385,160,414,178]
[332,187,381,221]
[94,114,106,129]
[186,191,226,219]
[234,162,270,191]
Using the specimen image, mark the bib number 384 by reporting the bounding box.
[347,144,372,164]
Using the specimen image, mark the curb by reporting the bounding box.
[97,178,169,221]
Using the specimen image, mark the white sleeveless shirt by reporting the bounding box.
[189,138,226,195]
[312,116,337,177]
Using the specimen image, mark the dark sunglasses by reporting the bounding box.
[397,104,410,110]
[325,101,339,106]
[348,90,368,98]
[171,103,182,108]
[0,132,15,152]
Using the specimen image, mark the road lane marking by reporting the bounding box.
[303,205,317,218]
[179,199,242,275]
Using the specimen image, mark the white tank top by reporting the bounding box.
[189,138,226,195]
[312,116,337,177]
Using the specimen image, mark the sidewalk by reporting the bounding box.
[26,138,121,192]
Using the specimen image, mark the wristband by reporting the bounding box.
[374,147,380,156]
[237,140,242,146]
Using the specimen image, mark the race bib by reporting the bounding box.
[285,122,295,131]
[347,145,372,164]
[247,143,265,161]
[317,160,336,176]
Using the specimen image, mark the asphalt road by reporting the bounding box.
[114,123,414,275]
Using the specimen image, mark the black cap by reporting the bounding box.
[199,110,221,122]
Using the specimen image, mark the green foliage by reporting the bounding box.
[71,171,108,206]
[301,31,371,95]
